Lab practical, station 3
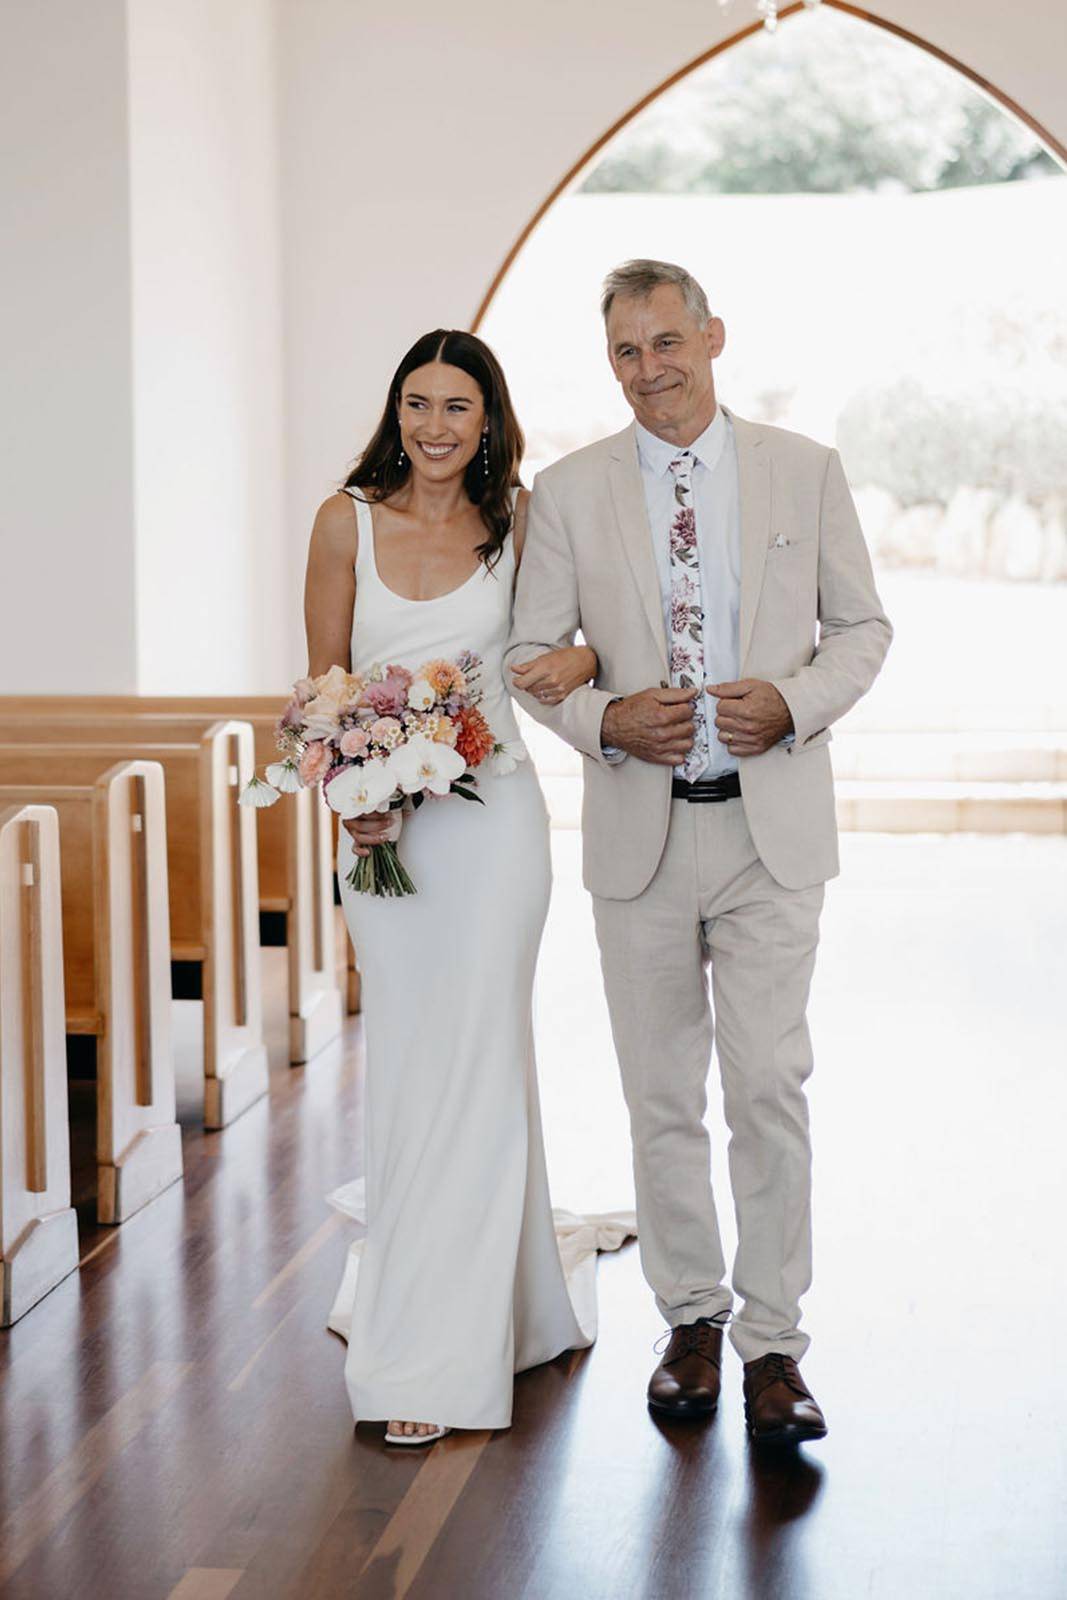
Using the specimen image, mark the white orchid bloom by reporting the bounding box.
[488,740,528,777]
[407,678,435,711]
[389,734,465,796]
[265,759,302,793]
[239,775,280,808]
[324,759,396,818]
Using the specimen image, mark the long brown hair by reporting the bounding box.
[343,330,524,570]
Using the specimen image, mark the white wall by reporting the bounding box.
[0,0,137,692]
[2,1,1064,693]
[128,0,286,692]
[275,0,1067,619]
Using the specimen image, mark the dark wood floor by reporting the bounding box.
[3,858,1067,1600]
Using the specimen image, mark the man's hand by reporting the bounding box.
[602,686,699,765]
[707,679,793,757]
[343,808,402,858]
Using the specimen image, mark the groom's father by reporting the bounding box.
[506,259,891,1443]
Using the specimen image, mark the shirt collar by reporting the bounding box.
[635,405,729,480]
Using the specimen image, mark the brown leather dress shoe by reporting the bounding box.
[647,1319,723,1416]
[742,1352,828,1444]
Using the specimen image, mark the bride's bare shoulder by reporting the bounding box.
[309,490,360,560]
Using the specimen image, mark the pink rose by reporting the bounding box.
[279,696,304,731]
[339,727,369,758]
[298,741,332,786]
[369,717,402,746]
[362,679,407,717]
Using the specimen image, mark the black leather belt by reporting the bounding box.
[671,772,742,803]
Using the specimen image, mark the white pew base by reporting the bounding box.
[290,985,344,1065]
[1,1208,80,1327]
[204,1043,270,1131]
[98,1123,184,1225]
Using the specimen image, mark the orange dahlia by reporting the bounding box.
[423,658,466,699]
[454,706,495,769]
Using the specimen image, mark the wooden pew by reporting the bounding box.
[0,803,80,1325]
[0,701,350,1050]
[0,762,182,1224]
[0,725,268,1130]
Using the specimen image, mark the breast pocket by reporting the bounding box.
[767,533,816,554]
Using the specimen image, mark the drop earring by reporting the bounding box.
[481,431,490,474]
[397,444,406,468]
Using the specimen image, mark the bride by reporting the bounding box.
[303,328,629,1445]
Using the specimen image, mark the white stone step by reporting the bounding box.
[831,731,1067,782]
[835,781,1067,834]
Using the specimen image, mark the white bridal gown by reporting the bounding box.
[328,489,633,1431]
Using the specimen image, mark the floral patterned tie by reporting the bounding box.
[668,452,709,781]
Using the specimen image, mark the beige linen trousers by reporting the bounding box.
[505,410,892,1361]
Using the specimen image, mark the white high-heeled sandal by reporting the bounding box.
[384,1424,451,1446]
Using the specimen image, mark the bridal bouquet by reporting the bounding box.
[239,653,525,897]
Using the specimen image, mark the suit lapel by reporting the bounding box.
[727,408,771,671]
[608,424,669,673]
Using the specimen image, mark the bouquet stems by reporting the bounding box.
[345,839,417,898]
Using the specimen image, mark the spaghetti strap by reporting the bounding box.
[342,488,374,582]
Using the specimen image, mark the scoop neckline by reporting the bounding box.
[364,499,486,606]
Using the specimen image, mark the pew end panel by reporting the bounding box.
[0,804,79,1325]
[93,762,183,1222]
[288,786,344,1063]
[0,706,344,1059]
[329,812,361,1016]
[0,768,184,1225]
[0,738,266,1135]
[200,723,269,1129]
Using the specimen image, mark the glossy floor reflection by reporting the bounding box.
[1,836,1065,1599]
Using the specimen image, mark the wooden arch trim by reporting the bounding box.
[470,0,1067,333]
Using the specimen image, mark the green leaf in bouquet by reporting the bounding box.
[450,781,485,805]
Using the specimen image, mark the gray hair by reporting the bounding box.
[600,259,711,325]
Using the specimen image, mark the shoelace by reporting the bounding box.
[653,1311,731,1363]
[747,1352,811,1400]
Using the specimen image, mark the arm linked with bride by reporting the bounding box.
[505,477,624,763]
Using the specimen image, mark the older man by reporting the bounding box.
[506,259,891,1443]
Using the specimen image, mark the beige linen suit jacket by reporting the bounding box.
[505,408,892,900]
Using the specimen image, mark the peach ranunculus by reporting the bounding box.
[423,659,466,699]
[423,714,458,747]
[339,726,370,758]
[298,740,332,786]
[305,664,362,718]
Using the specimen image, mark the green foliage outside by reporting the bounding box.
[581,10,1059,196]
[837,379,1067,506]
